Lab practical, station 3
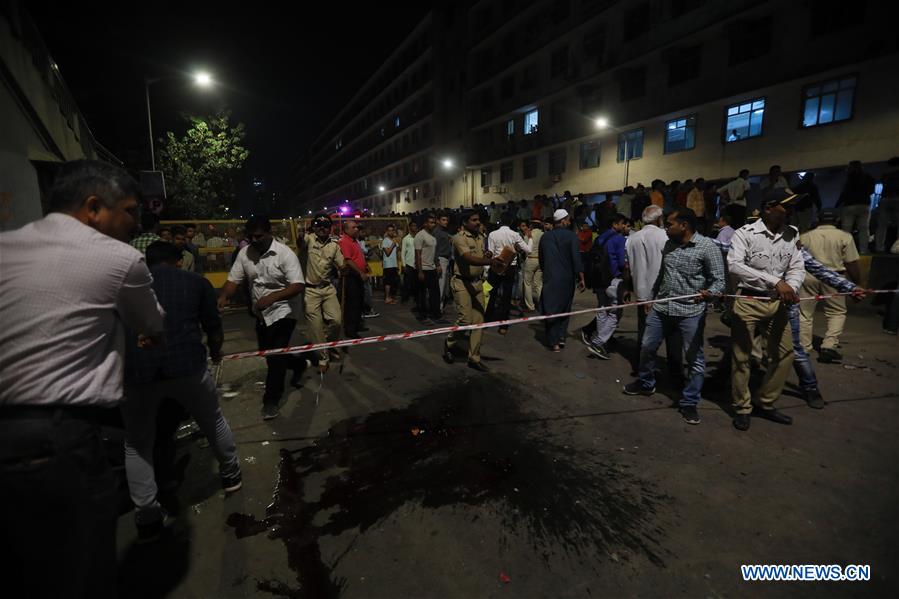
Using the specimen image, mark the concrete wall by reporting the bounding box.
[0,8,100,231]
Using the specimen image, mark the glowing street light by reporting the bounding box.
[194,71,213,87]
[594,116,609,129]
[442,158,454,170]
[378,185,386,192]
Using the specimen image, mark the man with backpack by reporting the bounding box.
[581,214,628,359]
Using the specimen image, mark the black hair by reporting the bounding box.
[245,215,271,233]
[611,213,628,225]
[739,169,750,177]
[719,212,732,225]
[146,240,183,267]
[499,212,513,227]
[48,159,141,213]
[460,209,478,223]
[171,224,187,236]
[140,211,159,232]
[184,223,197,230]
[670,207,698,232]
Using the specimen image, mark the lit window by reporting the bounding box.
[724,98,764,142]
[506,118,515,138]
[802,76,855,127]
[524,109,539,135]
[617,129,643,162]
[664,115,696,153]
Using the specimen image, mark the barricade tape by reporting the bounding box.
[222,289,896,361]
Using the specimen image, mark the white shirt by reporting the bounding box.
[625,224,669,300]
[717,177,751,206]
[488,226,533,266]
[228,239,305,326]
[0,213,165,407]
[728,220,805,293]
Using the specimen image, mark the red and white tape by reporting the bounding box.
[221,289,896,361]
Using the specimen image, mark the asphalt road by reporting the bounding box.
[115,293,899,598]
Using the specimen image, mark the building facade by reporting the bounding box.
[1,1,118,231]
[292,0,899,215]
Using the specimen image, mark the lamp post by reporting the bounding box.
[594,117,630,189]
[145,71,214,170]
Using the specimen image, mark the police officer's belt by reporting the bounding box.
[308,281,333,289]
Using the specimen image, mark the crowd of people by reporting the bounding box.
[1,157,897,595]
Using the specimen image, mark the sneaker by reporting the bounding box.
[262,403,280,420]
[623,381,655,396]
[580,329,591,346]
[680,406,701,425]
[804,388,826,410]
[136,512,174,544]
[362,311,381,318]
[587,342,610,360]
[222,470,243,493]
[467,361,489,372]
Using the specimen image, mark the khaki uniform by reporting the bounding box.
[446,230,487,364]
[798,225,859,351]
[299,234,345,363]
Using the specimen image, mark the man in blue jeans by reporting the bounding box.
[623,207,726,425]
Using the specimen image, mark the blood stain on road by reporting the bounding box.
[228,374,669,597]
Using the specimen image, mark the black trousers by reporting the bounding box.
[255,317,307,404]
[486,265,518,326]
[0,412,118,599]
[340,274,364,337]
[417,269,441,319]
[401,267,417,303]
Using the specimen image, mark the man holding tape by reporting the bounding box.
[623,207,725,425]
[727,190,806,431]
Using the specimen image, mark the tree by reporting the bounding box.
[158,111,249,218]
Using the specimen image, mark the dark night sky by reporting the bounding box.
[27,2,431,205]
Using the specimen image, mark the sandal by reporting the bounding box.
[551,344,561,353]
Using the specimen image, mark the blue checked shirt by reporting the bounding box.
[653,233,726,317]
[125,264,222,384]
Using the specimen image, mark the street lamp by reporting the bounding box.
[378,185,386,192]
[145,71,215,170]
[595,116,630,189]
[442,158,454,170]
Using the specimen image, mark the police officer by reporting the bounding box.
[442,210,500,372]
[299,214,345,373]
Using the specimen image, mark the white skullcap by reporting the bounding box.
[553,209,569,222]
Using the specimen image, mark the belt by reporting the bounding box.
[307,281,333,289]
[0,405,110,422]
[737,287,774,298]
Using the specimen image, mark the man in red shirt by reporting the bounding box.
[338,220,368,338]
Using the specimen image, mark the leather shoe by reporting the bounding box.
[442,341,455,364]
[467,361,489,372]
[754,408,792,425]
[733,413,751,431]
